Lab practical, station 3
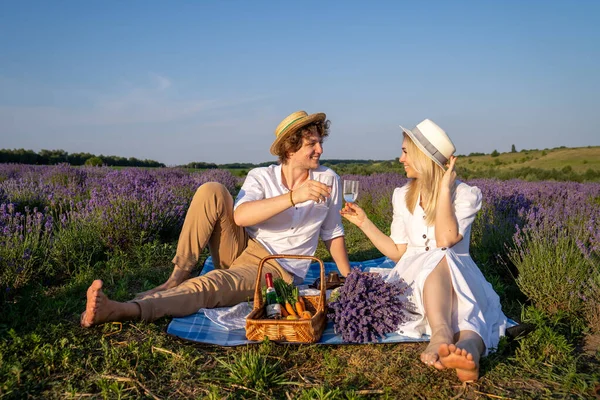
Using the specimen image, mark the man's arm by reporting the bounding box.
[324,236,351,277]
[234,180,331,227]
[234,193,294,227]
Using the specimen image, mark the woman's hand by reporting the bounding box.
[291,180,331,204]
[340,202,368,228]
[441,156,457,191]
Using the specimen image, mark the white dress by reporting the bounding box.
[385,182,507,354]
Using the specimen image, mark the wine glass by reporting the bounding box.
[316,174,334,205]
[343,180,359,203]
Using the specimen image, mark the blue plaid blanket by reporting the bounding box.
[166,257,515,346]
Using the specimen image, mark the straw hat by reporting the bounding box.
[400,119,456,168]
[270,111,326,156]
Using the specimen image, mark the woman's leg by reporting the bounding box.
[421,256,455,369]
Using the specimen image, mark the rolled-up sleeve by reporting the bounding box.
[320,174,345,240]
[454,184,483,237]
[234,170,265,210]
[390,187,409,244]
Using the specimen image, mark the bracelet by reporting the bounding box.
[289,190,296,207]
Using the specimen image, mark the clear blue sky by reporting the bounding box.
[1,1,598,165]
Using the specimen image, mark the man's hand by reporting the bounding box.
[134,265,190,299]
[292,180,331,205]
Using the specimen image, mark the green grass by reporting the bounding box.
[1,224,599,399]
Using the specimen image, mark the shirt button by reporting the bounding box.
[425,247,430,251]
[422,234,426,239]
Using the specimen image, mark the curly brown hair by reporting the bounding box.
[274,119,331,164]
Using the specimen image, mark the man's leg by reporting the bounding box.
[136,182,247,298]
[133,239,294,321]
[82,240,294,326]
[173,182,248,271]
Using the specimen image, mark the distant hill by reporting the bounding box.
[459,146,600,174]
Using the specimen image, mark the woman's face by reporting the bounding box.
[399,138,419,179]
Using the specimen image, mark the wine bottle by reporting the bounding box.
[264,273,282,319]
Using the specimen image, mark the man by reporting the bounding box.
[81,110,351,326]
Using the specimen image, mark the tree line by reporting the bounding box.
[0,149,165,168]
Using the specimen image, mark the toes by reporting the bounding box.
[447,343,457,353]
[433,361,446,370]
[80,311,88,327]
[438,343,451,358]
[420,352,439,367]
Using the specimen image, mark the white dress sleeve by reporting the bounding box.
[389,186,409,244]
[454,183,483,237]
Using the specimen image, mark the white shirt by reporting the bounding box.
[234,164,345,279]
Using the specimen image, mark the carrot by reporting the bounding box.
[280,305,289,317]
[298,296,306,309]
[300,310,312,320]
[285,302,297,317]
[295,300,305,314]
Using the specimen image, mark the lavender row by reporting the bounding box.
[1,166,599,333]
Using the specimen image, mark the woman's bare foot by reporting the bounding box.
[438,343,480,382]
[421,327,454,370]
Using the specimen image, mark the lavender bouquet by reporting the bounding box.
[327,268,408,343]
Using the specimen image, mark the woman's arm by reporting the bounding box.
[434,156,463,248]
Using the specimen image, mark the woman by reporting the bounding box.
[341,119,507,382]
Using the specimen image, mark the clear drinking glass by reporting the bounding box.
[343,180,359,203]
[316,174,334,205]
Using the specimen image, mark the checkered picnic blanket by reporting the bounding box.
[166,257,516,346]
[166,256,433,345]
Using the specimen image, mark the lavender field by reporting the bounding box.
[1,164,599,398]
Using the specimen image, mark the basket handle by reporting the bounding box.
[252,254,326,313]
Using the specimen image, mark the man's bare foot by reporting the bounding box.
[421,327,454,370]
[80,280,119,328]
[438,343,480,382]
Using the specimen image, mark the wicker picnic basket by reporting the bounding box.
[245,254,327,343]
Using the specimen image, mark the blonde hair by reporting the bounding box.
[403,133,449,226]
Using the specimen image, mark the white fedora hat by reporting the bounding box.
[400,119,455,168]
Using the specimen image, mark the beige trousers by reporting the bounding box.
[132,182,293,321]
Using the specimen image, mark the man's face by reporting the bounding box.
[289,130,323,170]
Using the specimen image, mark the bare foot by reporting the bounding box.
[80,280,118,328]
[421,327,453,370]
[438,343,480,382]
